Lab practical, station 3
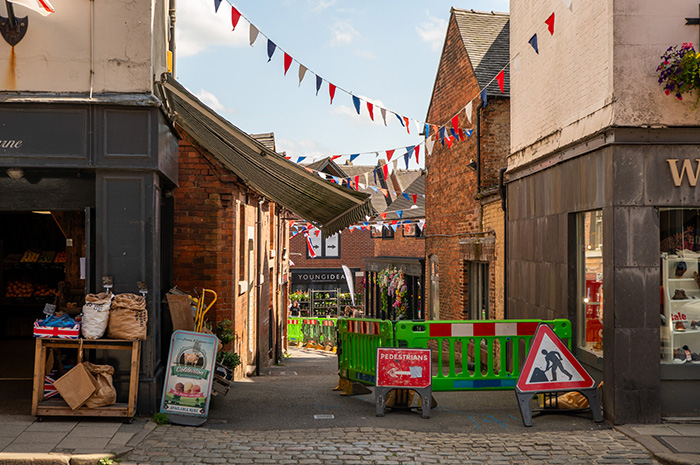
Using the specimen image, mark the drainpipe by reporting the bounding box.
[476,102,482,194]
[255,196,264,376]
[169,0,176,76]
[499,167,508,319]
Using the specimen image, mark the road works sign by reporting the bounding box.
[516,324,595,392]
[515,323,602,427]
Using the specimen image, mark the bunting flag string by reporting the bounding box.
[214,1,477,135]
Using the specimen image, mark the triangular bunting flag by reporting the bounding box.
[425,136,435,156]
[231,6,241,31]
[395,113,405,127]
[450,127,458,140]
[439,126,446,145]
[545,13,555,35]
[381,188,388,198]
[404,153,410,170]
[352,95,361,115]
[373,169,378,185]
[298,64,307,86]
[305,233,316,258]
[249,24,259,46]
[529,34,539,54]
[382,164,389,181]
[315,75,322,96]
[465,101,473,124]
[283,53,293,76]
[403,117,410,134]
[330,155,341,161]
[346,178,352,189]
[380,212,387,220]
[414,145,420,164]
[561,0,572,11]
[214,0,222,12]
[481,88,488,107]
[329,84,336,104]
[297,156,306,163]
[412,194,417,204]
[386,149,394,162]
[367,102,374,121]
[402,193,410,201]
[465,129,473,138]
[496,70,505,93]
[458,128,465,142]
[267,40,276,62]
[370,186,378,194]
[380,108,387,126]
[414,120,422,135]
[396,211,403,219]
[350,154,360,162]
[451,115,459,131]
[424,123,430,137]
[354,176,360,191]
[446,135,454,149]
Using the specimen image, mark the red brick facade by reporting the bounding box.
[425,12,509,321]
[173,134,289,377]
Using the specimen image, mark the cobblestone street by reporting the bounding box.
[123,426,658,465]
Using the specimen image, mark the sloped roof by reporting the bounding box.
[382,173,425,220]
[452,8,510,96]
[157,75,373,236]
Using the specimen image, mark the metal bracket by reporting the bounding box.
[515,387,603,427]
[376,386,432,419]
[102,275,113,293]
[0,1,28,47]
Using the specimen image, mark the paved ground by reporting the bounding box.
[122,426,657,465]
[3,347,700,464]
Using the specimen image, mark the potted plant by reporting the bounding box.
[657,42,700,108]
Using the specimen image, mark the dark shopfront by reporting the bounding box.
[506,128,700,423]
[364,257,425,320]
[0,102,178,414]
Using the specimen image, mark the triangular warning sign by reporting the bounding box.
[516,324,595,392]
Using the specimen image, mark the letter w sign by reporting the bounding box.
[667,159,700,187]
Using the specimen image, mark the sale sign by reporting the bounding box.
[376,348,431,389]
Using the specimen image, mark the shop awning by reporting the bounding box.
[156,75,374,236]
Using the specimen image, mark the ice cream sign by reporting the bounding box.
[160,330,218,421]
[376,348,431,389]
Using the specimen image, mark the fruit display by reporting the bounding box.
[38,251,55,263]
[54,252,66,263]
[33,284,56,298]
[5,279,34,297]
[20,250,40,263]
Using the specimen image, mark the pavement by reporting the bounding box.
[0,347,697,465]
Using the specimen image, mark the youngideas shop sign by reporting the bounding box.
[160,330,218,422]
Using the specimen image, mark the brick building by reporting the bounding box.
[158,77,373,377]
[424,9,510,322]
[289,158,423,317]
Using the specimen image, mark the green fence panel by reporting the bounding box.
[394,319,572,392]
[301,318,322,344]
[318,318,338,346]
[287,317,303,343]
[337,318,394,386]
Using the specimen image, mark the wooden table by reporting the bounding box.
[32,338,140,418]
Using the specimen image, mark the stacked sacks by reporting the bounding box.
[107,293,148,340]
[81,292,113,339]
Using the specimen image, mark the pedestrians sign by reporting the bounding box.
[516,324,595,392]
[515,323,602,427]
[375,347,432,418]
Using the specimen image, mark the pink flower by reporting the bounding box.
[665,89,670,95]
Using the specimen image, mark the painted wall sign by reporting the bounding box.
[291,270,345,284]
[0,109,87,157]
[160,330,218,418]
[376,347,431,389]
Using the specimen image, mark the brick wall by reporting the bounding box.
[425,12,509,321]
[173,134,289,376]
[373,226,425,258]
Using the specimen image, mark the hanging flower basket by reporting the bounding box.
[657,42,700,108]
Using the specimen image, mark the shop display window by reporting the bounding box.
[578,210,603,355]
[660,209,700,365]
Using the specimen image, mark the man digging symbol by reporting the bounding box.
[540,349,572,381]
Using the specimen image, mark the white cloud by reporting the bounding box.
[277,138,327,158]
[310,0,337,11]
[327,20,359,47]
[195,89,236,115]
[330,95,389,127]
[416,11,447,52]
[176,1,248,57]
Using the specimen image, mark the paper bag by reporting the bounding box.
[53,363,97,410]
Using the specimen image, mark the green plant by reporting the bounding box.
[152,412,169,425]
[98,458,118,465]
[289,290,309,301]
[214,319,235,345]
[217,351,242,371]
[658,42,700,108]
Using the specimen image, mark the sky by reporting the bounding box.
[175,0,509,168]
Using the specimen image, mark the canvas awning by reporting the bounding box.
[156,74,374,236]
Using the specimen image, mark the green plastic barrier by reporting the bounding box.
[318,318,337,347]
[336,318,394,386]
[287,317,303,344]
[393,319,572,392]
[301,318,322,344]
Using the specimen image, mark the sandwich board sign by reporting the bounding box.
[160,330,218,426]
[375,347,432,418]
[515,323,602,426]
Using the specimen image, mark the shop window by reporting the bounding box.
[306,228,340,259]
[577,210,604,355]
[371,225,395,239]
[466,261,489,320]
[402,223,424,238]
[660,208,700,364]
